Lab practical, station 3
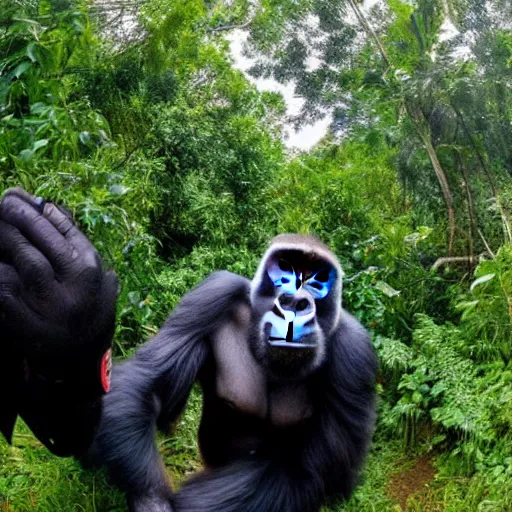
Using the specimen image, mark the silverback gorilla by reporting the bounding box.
[93,235,378,511]
[0,189,377,512]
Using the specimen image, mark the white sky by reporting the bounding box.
[227,0,382,150]
[227,31,330,151]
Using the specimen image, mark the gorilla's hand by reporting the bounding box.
[0,188,117,389]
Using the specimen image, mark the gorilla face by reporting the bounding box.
[250,244,340,380]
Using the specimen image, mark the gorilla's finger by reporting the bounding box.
[0,187,40,208]
[42,202,99,269]
[0,194,74,272]
[0,237,13,265]
[0,262,20,303]
[0,286,43,341]
[0,221,54,291]
[0,262,22,334]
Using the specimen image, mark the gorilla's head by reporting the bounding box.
[249,234,343,381]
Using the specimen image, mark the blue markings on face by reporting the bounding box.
[264,258,335,345]
[267,260,333,299]
[304,269,335,299]
[268,260,300,295]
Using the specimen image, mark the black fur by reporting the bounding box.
[176,314,377,511]
[91,259,377,512]
[90,272,251,506]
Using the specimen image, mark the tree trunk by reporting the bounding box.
[421,134,456,255]
[452,103,512,243]
[347,0,391,67]
[347,0,457,255]
[456,151,476,260]
[408,104,456,256]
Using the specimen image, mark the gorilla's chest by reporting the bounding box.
[212,314,313,427]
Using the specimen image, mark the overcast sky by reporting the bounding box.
[228,0,383,150]
[228,32,330,151]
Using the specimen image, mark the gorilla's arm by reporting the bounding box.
[90,271,251,512]
[174,313,377,512]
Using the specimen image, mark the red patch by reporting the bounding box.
[100,349,112,392]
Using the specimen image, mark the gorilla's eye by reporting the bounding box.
[281,277,290,283]
[278,260,293,272]
[315,270,329,282]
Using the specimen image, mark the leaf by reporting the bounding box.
[26,42,37,62]
[33,139,48,151]
[455,300,479,311]
[13,61,32,78]
[412,391,424,404]
[431,434,446,445]
[374,280,401,297]
[72,19,85,33]
[2,115,21,127]
[109,184,131,196]
[127,291,140,306]
[79,131,91,145]
[404,226,432,245]
[30,102,47,115]
[18,149,34,162]
[470,273,495,292]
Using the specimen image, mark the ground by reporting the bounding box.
[1,423,438,512]
[0,390,503,512]
[387,455,436,511]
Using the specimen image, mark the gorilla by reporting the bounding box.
[93,235,378,512]
[0,188,377,512]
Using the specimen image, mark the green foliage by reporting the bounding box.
[457,245,512,362]
[1,1,512,511]
[0,0,284,353]
[328,440,403,512]
[378,309,512,480]
[0,422,125,511]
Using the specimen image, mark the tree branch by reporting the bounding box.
[210,17,255,33]
[431,256,478,271]
[210,2,261,33]
[477,228,495,259]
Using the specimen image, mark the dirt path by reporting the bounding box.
[387,455,436,510]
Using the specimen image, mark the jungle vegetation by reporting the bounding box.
[0,0,511,510]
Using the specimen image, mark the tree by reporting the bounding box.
[237,0,512,255]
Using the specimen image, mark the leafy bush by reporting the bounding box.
[457,244,512,362]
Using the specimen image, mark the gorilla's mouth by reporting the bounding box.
[267,321,317,348]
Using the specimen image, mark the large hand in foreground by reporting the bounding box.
[0,188,118,455]
[0,188,117,383]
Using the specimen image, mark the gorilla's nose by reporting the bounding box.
[278,291,315,316]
